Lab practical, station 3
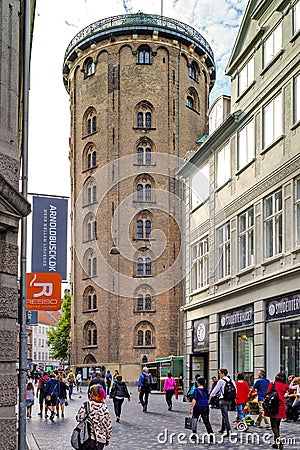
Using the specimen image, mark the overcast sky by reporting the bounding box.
[28,0,248,198]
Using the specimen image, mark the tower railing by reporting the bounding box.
[64,13,214,64]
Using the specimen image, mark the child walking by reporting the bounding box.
[26,381,35,418]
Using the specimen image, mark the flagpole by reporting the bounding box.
[161,0,163,16]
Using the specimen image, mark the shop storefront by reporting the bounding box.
[219,305,254,385]
[190,318,209,385]
[266,292,300,378]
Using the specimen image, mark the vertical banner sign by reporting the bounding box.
[26,272,62,311]
[31,196,68,280]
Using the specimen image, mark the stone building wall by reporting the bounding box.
[64,16,214,379]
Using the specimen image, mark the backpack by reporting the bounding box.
[223,378,236,402]
[143,374,151,387]
[263,383,279,415]
[70,402,93,450]
[40,378,47,394]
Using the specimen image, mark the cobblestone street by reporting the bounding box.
[26,387,300,450]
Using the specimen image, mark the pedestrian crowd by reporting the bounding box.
[25,368,83,421]
[26,366,300,450]
[186,368,300,450]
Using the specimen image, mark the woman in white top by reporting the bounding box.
[288,376,300,421]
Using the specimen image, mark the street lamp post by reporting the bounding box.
[18,0,31,448]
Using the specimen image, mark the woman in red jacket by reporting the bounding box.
[265,372,289,450]
[235,372,250,426]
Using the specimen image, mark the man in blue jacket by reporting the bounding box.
[138,367,153,412]
[250,370,271,429]
[45,373,60,421]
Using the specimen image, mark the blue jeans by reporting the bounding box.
[236,402,246,421]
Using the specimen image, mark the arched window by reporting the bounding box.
[85,145,97,170]
[145,294,151,310]
[137,112,143,128]
[84,179,97,205]
[136,217,151,239]
[135,176,154,202]
[137,184,143,201]
[83,213,97,242]
[137,220,143,238]
[85,250,97,277]
[136,140,152,165]
[137,330,143,345]
[145,220,151,238]
[189,62,199,81]
[84,321,97,347]
[135,101,154,129]
[83,287,97,312]
[145,184,151,201]
[92,185,97,203]
[138,46,151,64]
[137,258,144,276]
[92,116,97,133]
[186,88,199,112]
[145,148,151,165]
[85,58,95,77]
[135,293,152,311]
[137,256,152,276]
[186,95,194,108]
[145,330,151,345]
[145,112,151,128]
[83,108,97,137]
[137,294,143,310]
[135,321,155,347]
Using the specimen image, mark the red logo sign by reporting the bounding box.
[26,272,62,311]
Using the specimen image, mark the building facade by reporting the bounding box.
[0,1,32,447]
[179,0,300,387]
[63,13,215,381]
[31,311,61,371]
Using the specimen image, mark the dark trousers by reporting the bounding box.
[270,417,282,442]
[139,387,150,407]
[165,389,174,408]
[113,398,124,418]
[193,406,213,434]
[219,399,232,432]
[291,400,300,421]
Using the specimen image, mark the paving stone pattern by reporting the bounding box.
[26,388,300,450]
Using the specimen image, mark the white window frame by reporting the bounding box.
[237,120,255,170]
[238,56,254,95]
[191,163,209,209]
[191,237,209,291]
[263,93,282,149]
[295,177,300,246]
[264,189,283,258]
[294,74,300,124]
[217,143,231,188]
[217,222,230,279]
[263,23,282,67]
[238,207,254,270]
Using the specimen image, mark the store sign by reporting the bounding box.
[31,196,68,280]
[266,292,300,321]
[192,317,209,352]
[219,305,254,331]
[26,272,62,311]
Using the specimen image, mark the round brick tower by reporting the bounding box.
[63,12,215,382]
